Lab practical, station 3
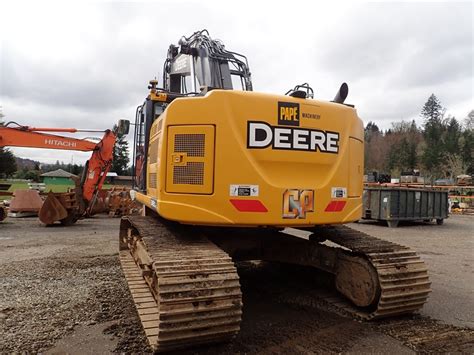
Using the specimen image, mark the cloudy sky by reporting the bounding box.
[1,0,472,164]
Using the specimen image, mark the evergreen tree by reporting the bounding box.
[0,149,17,178]
[364,121,379,169]
[406,120,420,169]
[444,117,461,154]
[0,110,18,178]
[421,94,443,121]
[407,140,418,170]
[71,164,82,176]
[461,110,474,174]
[112,133,130,175]
[421,94,445,175]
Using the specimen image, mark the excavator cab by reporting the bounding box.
[164,29,252,94]
[132,30,253,191]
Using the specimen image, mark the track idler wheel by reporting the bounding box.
[335,254,380,308]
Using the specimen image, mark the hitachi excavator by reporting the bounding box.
[0,119,129,225]
[119,30,431,352]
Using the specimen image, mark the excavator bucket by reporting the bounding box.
[107,187,141,217]
[39,192,68,225]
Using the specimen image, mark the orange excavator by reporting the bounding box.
[0,119,129,225]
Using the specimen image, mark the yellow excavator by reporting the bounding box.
[119,30,431,352]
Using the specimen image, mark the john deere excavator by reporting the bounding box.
[119,30,431,352]
[0,119,129,224]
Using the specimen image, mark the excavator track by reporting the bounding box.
[207,224,431,321]
[119,216,430,351]
[309,225,432,320]
[119,216,242,353]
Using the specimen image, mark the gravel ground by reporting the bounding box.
[0,215,473,353]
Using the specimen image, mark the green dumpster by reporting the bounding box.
[363,187,449,228]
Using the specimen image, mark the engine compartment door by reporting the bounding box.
[165,125,215,194]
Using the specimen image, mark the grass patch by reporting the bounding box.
[0,181,114,201]
[0,181,74,200]
[4,182,29,191]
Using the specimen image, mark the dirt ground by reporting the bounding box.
[0,215,473,354]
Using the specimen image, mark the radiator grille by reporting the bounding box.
[174,134,205,157]
[149,173,157,188]
[166,125,214,194]
[173,162,204,185]
[157,119,163,132]
[149,137,160,163]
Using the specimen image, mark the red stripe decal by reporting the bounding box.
[325,201,337,212]
[230,199,268,212]
[325,200,346,212]
[335,200,346,211]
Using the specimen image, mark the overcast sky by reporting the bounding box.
[0,0,472,165]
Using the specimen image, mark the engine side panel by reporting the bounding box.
[137,90,364,227]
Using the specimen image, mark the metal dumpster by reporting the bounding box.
[363,187,449,227]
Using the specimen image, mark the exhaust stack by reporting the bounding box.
[333,82,349,104]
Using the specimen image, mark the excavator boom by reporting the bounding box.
[0,120,129,224]
[81,129,116,203]
[0,126,98,151]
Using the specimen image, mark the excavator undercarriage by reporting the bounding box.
[120,214,431,352]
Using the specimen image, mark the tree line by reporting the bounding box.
[365,94,473,181]
[13,161,84,182]
[1,96,473,182]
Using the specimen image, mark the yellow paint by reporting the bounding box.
[141,90,364,227]
[149,92,168,102]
